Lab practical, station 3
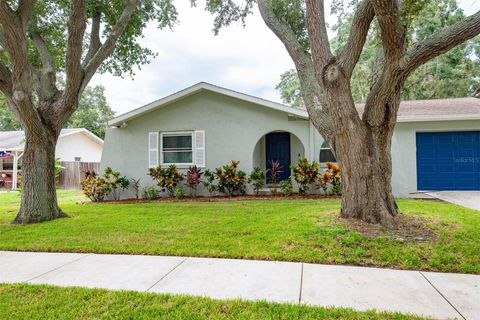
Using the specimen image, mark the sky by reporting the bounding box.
[90,0,480,115]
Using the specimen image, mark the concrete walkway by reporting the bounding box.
[1,251,479,320]
[427,191,480,211]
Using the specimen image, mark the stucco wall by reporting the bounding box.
[391,120,480,197]
[56,133,103,162]
[101,91,311,197]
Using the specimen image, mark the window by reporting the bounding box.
[319,141,336,163]
[74,157,81,162]
[161,132,193,165]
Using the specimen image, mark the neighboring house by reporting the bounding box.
[0,128,103,190]
[102,82,480,198]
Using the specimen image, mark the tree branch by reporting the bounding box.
[0,60,12,96]
[257,0,332,138]
[370,0,405,62]
[17,0,34,30]
[305,0,332,70]
[83,8,102,66]
[403,10,480,77]
[338,0,375,78]
[61,0,87,118]
[29,32,59,101]
[30,32,55,74]
[82,0,140,88]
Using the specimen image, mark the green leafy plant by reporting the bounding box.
[279,179,293,196]
[103,167,129,200]
[80,171,109,202]
[266,160,283,194]
[319,162,342,195]
[214,160,248,197]
[142,186,160,200]
[130,178,141,200]
[291,158,319,195]
[249,167,266,195]
[202,169,218,196]
[148,165,184,197]
[54,158,64,181]
[173,186,185,200]
[187,166,203,197]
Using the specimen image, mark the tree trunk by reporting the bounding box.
[13,131,67,224]
[334,122,398,228]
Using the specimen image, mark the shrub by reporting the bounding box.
[148,165,184,197]
[249,167,266,195]
[266,160,283,194]
[319,162,342,195]
[80,171,108,202]
[279,179,293,196]
[130,178,141,199]
[291,158,319,195]
[202,169,218,196]
[173,186,185,199]
[214,160,248,197]
[142,186,160,200]
[187,166,203,197]
[103,167,129,200]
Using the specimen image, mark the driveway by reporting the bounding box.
[427,191,480,211]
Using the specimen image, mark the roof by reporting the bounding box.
[357,97,480,122]
[0,128,103,151]
[108,82,308,126]
[108,81,480,126]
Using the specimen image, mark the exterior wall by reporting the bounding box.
[56,133,103,162]
[102,91,311,198]
[391,119,480,197]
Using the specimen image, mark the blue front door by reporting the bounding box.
[266,132,291,182]
[416,131,480,190]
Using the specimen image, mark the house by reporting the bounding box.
[0,128,103,190]
[102,82,480,198]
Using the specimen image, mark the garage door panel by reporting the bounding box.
[416,131,480,191]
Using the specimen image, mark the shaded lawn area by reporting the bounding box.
[0,284,426,320]
[1,190,479,273]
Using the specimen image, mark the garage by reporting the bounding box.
[416,131,480,190]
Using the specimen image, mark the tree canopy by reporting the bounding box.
[276,0,480,107]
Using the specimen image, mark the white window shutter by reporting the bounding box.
[194,130,205,167]
[148,132,159,168]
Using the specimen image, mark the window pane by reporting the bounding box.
[320,149,336,163]
[163,151,193,164]
[163,135,192,150]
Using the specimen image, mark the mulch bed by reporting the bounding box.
[337,213,438,242]
[84,194,342,205]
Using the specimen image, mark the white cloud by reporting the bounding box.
[90,0,479,115]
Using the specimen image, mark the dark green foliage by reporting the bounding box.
[173,186,185,200]
[249,167,266,195]
[291,158,319,195]
[202,169,219,196]
[103,167,130,200]
[214,160,248,197]
[148,165,184,197]
[142,186,160,200]
[279,179,293,196]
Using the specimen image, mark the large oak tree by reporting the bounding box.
[0,0,176,224]
[207,0,480,226]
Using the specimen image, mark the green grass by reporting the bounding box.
[1,190,479,273]
[0,284,427,320]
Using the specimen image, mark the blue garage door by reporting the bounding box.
[416,131,480,190]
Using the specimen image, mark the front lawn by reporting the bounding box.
[1,190,479,273]
[0,284,426,320]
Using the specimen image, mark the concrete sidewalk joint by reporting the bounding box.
[1,251,479,320]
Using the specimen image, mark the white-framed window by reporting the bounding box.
[160,131,194,165]
[319,141,336,163]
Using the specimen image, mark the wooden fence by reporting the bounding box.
[58,161,100,189]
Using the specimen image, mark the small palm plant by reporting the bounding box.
[266,160,283,195]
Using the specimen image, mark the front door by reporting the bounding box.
[266,132,291,182]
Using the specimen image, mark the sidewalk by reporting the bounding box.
[1,251,478,320]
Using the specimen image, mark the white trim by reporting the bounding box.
[108,82,309,126]
[194,130,206,168]
[148,132,159,168]
[160,131,194,166]
[397,114,480,123]
[59,128,104,145]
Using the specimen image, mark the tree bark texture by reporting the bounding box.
[13,130,67,224]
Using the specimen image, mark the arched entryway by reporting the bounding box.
[252,131,305,182]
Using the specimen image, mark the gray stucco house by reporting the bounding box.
[102,82,480,198]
